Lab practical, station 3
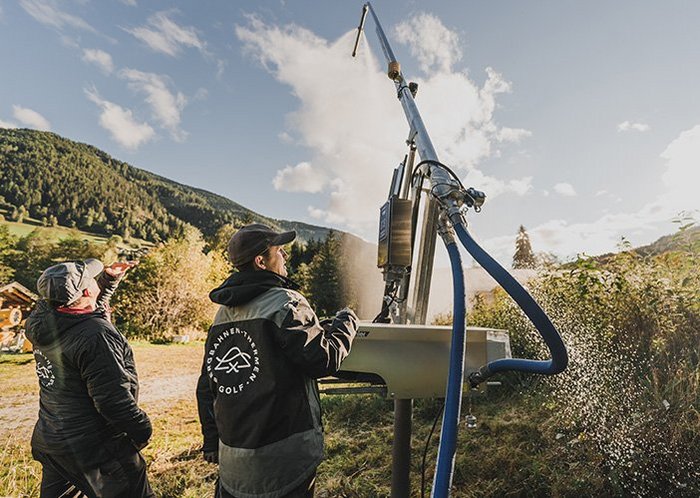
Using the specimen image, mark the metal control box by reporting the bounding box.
[334,323,512,399]
[377,197,413,268]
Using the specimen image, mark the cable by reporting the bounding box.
[412,159,466,190]
[372,280,399,323]
[421,400,445,498]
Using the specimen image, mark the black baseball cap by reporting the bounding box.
[36,259,104,305]
[227,224,296,267]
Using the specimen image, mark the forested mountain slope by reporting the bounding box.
[0,128,330,242]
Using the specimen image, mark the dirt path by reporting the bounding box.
[0,343,203,439]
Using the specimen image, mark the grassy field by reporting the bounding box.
[0,214,151,249]
[1,343,614,498]
[0,215,109,244]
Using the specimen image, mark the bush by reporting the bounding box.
[112,226,229,342]
[466,231,700,495]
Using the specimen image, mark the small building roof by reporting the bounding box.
[0,281,38,309]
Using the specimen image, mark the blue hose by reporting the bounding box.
[431,222,568,497]
[431,240,466,498]
[453,222,568,380]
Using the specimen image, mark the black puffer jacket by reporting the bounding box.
[25,275,151,462]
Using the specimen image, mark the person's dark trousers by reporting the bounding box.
[215,472,316,498]
[33,446,154,498]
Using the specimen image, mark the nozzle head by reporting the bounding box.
[351,4,369,57]
[388,61,401,80]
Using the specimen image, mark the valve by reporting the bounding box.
[388,61,401,80]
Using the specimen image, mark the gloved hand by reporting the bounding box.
[203,450,218,464]
[334,307,358,325]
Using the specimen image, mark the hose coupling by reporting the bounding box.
[468,365,492,388]
[462,187,486,211]
[437,211,456,245]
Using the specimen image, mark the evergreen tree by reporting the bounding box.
[0,226,17,283]
[513,225,536,269]
[287,240,321,281]
[306,231,342,317]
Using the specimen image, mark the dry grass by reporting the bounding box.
[0,342,208,498]
[0,354,38,398]
[1,342,624,498]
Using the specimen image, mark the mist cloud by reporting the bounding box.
[236,14,532,238]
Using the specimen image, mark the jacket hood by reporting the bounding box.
[25,300,106,347]
[209,270,299,307]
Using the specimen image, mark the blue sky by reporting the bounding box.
[1,0,698,266]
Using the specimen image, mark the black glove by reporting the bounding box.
[203,450,218,464]
[334,307,358,324]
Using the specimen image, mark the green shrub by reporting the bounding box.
[465,231,700,495]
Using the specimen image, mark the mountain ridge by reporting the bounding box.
[0,128,332,243]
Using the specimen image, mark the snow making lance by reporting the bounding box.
[352,3,568,497]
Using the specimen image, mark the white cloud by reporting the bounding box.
[125,11,206,57]
[553,182,577,196]
[218,60,227,78]
[273,162,326,193]
[394,13,461,74]
[0,119,17,129]
[12,105,51,130]
[20,0,95,33]
[119,69,187,141]
[307,205,346,225]
[617,120,650,132]
[659,125,700,210]
[194,88,208,101]
[85,87,155,150]
[82,48,114,74]
[278,131,293,144]
[479,206,667,265]
[308,206,325,220]
[465,169,533,197]
[497,127,532,143]
[120,0,137,6]
[479,125,700,262]
[236,15,531,237]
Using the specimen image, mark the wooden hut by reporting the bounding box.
[0,281,37,352]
